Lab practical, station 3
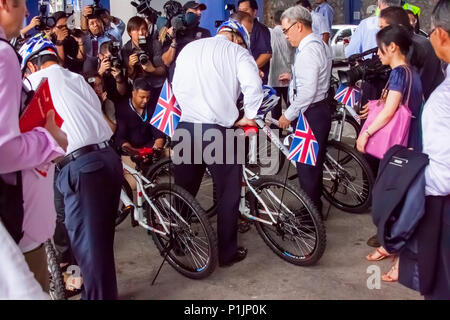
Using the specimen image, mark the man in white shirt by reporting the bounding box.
[20,36,123,300]
[278,5,332,216]
[172,20,263,267]
[415,0,450,300]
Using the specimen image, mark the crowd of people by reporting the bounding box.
[0,0,449,301]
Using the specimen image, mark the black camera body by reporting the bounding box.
[93,0,107,16]
[108,41,122,69]
[36,1,55,31]
[131,0,161,25]
[338,47,391,86]
[133,36,150,66]
[170,12,199,38]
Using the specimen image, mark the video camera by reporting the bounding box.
[131,0,161,25]
[170,12,199,38]
[36,0,56,31]
[338,47,391,86]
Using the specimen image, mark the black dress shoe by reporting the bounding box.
[367,234,381,248]
[219,247,248,267]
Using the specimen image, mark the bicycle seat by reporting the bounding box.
[241,126,258,136]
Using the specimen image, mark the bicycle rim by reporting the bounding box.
[322,141,374,213]
[250,177,326,266]
[148,184,218,279]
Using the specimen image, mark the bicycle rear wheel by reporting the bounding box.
[146,158,217,217]
[45,239,66,300]
[248,176,326,266]
[148,183,218,279]
[322,140,374,213]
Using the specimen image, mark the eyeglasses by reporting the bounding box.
[282,23,297,35]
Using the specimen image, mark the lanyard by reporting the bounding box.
[129,99,148,122]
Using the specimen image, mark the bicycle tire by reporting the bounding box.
[115,178,133,227]
[45,239,66,300]
[145,158,217,217]
[247,131,285,177]
[148,183,218,279]
[322,140,374,213]
[248,176,326,266]
[329,112,361,147]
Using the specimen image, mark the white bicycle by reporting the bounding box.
[115,147,218,279]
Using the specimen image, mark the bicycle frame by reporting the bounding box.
[120,161,190,236]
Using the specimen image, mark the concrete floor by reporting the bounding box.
[113,194,421,300]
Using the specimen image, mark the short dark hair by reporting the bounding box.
[376,24,412,56]
[238,0,258,10]
[274,10,284,24]
[296,0,312,10]
[379,6,412,31]
[29,54,58,67]
[133,78,152,92]
[127,16,148,35]
[432,0,450,33]
[230,11,253,24]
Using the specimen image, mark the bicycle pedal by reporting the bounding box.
[123,206,138,228]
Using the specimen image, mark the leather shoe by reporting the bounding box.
[219,247,248,267]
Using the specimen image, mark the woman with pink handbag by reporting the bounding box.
[357,25,423,282]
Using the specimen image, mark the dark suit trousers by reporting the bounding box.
[272,87,289,120]
[295,101,332,213]
[172,122,242,265]
[56,147,122,300]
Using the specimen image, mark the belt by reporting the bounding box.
[56,141,110,171]
[310,98,329,108]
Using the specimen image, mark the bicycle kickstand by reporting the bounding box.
[150,231,177,286]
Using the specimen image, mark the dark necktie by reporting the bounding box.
[92,38,98,56]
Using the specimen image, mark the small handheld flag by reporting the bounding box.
[334,84,361,124]
[287,113,319,166]
[150,80,181,137]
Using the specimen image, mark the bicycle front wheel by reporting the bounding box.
[248,176,326,266]
[148,183,218,279]
[322,140,374,213]
[145,158,217,217]
[329,112,361,147]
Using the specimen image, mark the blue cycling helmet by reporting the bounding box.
[217,19,251,49]
[258,85,280,116]
[18,35,58,71]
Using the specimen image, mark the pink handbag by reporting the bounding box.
[360,66,413,159]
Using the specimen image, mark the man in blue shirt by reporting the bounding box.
[238,0,272,85]
[314,0,334,31]
[345,0,402,58]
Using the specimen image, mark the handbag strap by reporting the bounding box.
[401,65,413,107]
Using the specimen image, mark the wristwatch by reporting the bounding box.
[365,130,372,137]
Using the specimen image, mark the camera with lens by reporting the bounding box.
[93,0,107,16]
[133,36,150,65]
[107,41,122,69]
[131,0,161,25]
[170,12,199,38]
[36,0,55,31]
[338,47,391,86]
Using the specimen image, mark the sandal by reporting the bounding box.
[366,247,391,262]
[382,264,399,282]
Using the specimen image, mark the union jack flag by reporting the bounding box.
[334,84,361,124]
[150,80,181,137]
[287,113,319,166]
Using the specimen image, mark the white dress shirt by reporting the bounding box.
[285,33,332,121]
[172,35,263,128]
[422,65,450,196]
[0,222,49,300]
[345,15,379,58]
[311,11,330,37]
[268,26,295,88]
[26,64,113,154]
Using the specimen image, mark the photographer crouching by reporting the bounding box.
[159,1,211,82]
[121,16,166,111]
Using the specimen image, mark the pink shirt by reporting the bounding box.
[0,27,64,250]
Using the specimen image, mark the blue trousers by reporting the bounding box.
[172,122,242,265]
[56,146,122,300]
